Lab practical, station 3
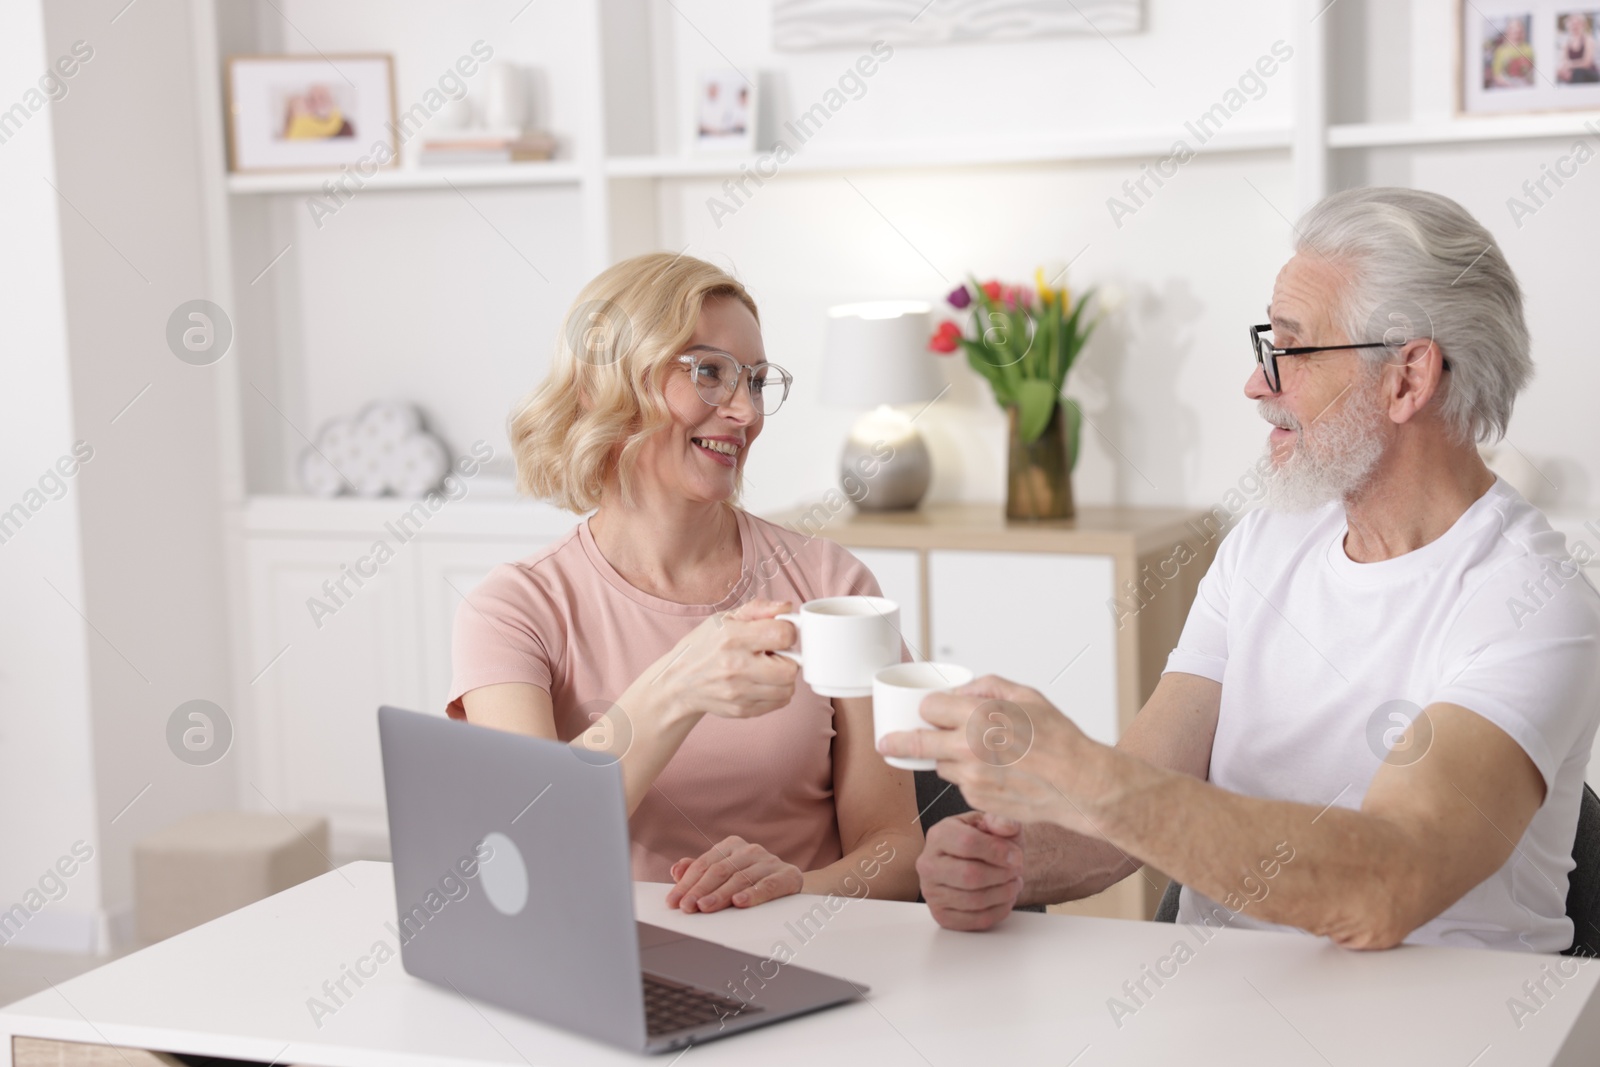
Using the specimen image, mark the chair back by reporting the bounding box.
[1564,782,1600,956]
[914,770,971,834]
[1154,876,1182,923]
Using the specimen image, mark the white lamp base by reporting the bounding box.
[840,406,931,511]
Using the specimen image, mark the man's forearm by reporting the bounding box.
[1085,749,1422,947]
[1016,821,1142,907]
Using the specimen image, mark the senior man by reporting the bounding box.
[880,187,1600,952]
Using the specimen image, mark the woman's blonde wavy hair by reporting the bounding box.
[510,252,760,513]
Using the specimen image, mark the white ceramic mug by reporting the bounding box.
[872,661,974,770]
[774,596,901,698]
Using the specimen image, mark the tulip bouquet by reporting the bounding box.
[929,272,1095,458]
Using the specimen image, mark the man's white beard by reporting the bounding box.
[1260,381,1388,513]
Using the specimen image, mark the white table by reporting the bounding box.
[3,861,1597,1065]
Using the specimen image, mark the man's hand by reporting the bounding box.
[878,675,1104,836]
[917,811,1025,931]
[664,836,803,913]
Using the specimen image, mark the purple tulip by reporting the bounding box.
[946,284,972,310]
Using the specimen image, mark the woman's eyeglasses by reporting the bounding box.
[677,351,793,416]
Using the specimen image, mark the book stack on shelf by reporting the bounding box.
[417,129,558,167]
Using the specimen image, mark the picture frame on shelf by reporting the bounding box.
[689,69,758,153]
[225,54,398,173]
[1460,1,1600,114]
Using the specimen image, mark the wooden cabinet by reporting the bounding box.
[779,503,1220,920]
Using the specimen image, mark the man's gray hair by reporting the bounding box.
[1294,187,1531,443]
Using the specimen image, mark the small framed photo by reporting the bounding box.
[226,54,397,173]
[1555,10,1600,85]
[690,69,757,153]
[1460,2,1600,113]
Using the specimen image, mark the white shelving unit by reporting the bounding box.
[187,0,1353,512]
[1330,113,1600,149]
[605,125,1297,178]
[187,0,1600,509]
[225,162,585,194]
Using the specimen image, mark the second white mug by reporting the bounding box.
[873,661,974,771]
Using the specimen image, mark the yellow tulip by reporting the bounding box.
[1035,267,1052,306]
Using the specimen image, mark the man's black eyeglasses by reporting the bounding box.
[1250,323,1449,393]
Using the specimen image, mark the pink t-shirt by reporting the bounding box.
[445,508,885,882]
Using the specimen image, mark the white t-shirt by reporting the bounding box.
[1165,479,1600,951]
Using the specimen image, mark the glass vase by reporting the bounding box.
[1005,402,1074,521]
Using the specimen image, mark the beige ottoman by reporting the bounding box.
[13,1037,184,1065]
[133,811,330,944]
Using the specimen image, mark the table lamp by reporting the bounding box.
[821,301,944,510]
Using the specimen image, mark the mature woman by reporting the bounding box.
[447,252,922,912]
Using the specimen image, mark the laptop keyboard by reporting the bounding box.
[644,972,764,1035]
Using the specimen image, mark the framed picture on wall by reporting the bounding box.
[1461,2,1600,113]
[689,69,758,153]
[226,54,398,173]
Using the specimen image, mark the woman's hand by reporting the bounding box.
[665,836,804,912]
[649,598,800,723]
[602,599,800,817]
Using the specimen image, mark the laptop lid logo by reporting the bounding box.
[478,832,529,916]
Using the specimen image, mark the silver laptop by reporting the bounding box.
[378,706,865,1053]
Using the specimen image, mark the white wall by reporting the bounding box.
[1330,0,1600,516]
[0,0,105,949]
[642,0,1304,516]
[664,152,1296,515]
[250,0,1311,516]
[31,0,236,941]
[653,0,1296,150]
[635,0,1597,519]
[236,0,604,491]
[276,186,589,479]
[1337,141,1600,514]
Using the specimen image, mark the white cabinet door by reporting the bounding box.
[244,537,423,854]
[846,547,925,659]
[416,539,554,720]
[929,550,1118,744]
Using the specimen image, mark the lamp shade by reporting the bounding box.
[820,301,943,408]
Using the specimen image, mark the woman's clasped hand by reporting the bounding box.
[666,836,805,912]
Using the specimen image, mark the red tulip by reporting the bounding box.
[981,280,1002,301]
[928,320,962,354]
